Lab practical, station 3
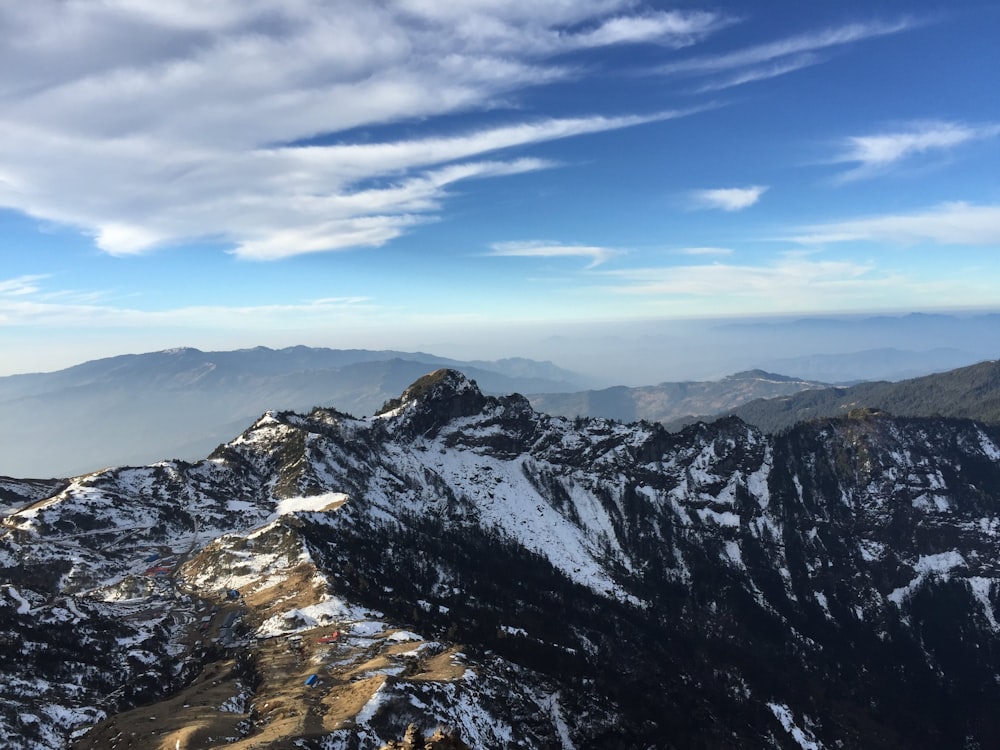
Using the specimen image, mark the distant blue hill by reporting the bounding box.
[0,346,586,478]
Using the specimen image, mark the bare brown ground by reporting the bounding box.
[73,605,470,750]
[241,563,326,621]
[72,505,466,750]
[74,657,246,750]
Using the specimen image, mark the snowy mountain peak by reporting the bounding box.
[376,369,490,437]
[399,368,481,405]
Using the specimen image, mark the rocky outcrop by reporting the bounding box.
[380,724,470,750]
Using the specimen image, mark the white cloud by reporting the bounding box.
[594,251,1000,318]
[692,186,768,211]
[0,276,378,328]
[677,247,734,256]
[0,276,49,296]
[831,121,1000,181]
[692,53,822,93]
[663,19,914,75]
[489,241,620,267]
[661,19,915,89]
[792,202,1000,246]
[572,10,731,49]
[0,103,689,259]
[604,257,876,297]
[389,2,729,55]
[0,1,728,259]
[592,255,974,315]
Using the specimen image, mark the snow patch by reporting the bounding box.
[274,492,348,518]
[387,630,422,642]
[256,597,375,638]
[746,448,771,509]
[350,620,389,637]
[723,541,744,568]
[815,591,832,619]
[768,702,822,749]
[978,429,1000,460]
[888,551,966,605]
[912,493,950,512]
[858,539,885,562]
[355,680,390,724]
[967,577,1000,632]
[545,692,578,750]
[4,586,31,614]
[696,508,740,527]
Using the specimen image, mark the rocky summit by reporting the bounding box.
[2,369,1000,748]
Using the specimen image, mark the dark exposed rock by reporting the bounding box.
[379,723,470,750]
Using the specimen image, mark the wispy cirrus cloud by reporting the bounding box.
[603,256,877,297]
[489,241,620,268]
[676,247,734,256]
[594,254,1000,315]
[0,275,49,296]
[691,186,768,211]
[691,54,822,93]
[830,121,1000,181]
[661,19,916,91]
[0,1,727,260]
[591,254,925,315]
[18,110,685,260]
[0,273,377,328]
[791,202,1000,246]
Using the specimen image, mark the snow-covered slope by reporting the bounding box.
[2,369,1000,748]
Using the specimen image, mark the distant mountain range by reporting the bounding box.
[527,369,829,423]
[0,346,586,478]
[717,312,1000,381]
[527,360,1000,435]
[6,344,999,479]
[753,346,981,383]
[722,359,1000,433]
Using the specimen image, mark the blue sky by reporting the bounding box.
[2,0,999,378]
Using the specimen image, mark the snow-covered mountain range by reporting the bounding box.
[2,369,1000,748]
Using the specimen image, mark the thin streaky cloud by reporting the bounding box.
[602,257,877,297]
[573,10,733,49]
[692,53,822,93]
[692,186,768,211]
[389,4,730,56]
[791,202,1000,246]
[832,121,1000,181]
[489,241,620,268]
[660,18,916,76]
[0,282,380,328]
[677,247,734,256]
[593,255,1000,317]
[589,256,956,317]
[275,111,690,179]
[0,275,50,296]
